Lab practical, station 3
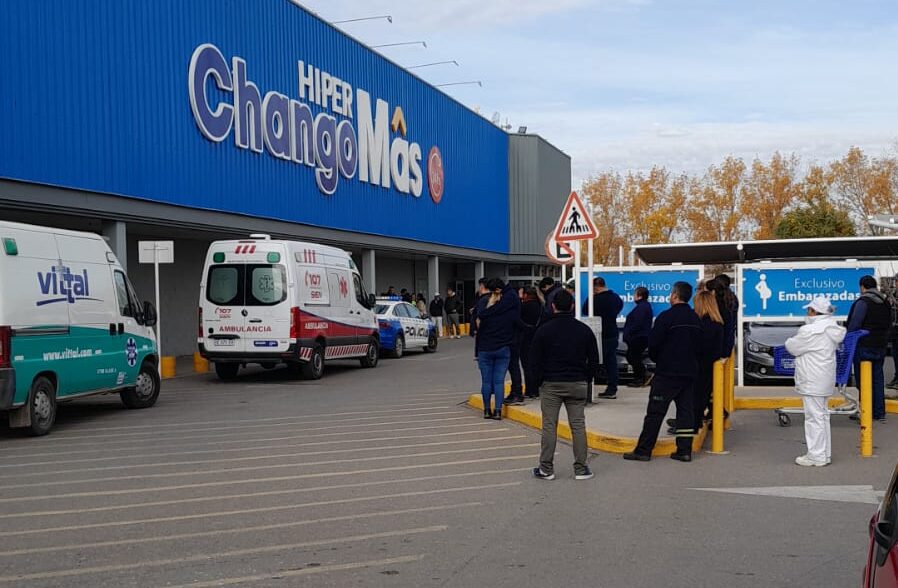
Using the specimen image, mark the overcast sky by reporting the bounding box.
[300,0,898,188]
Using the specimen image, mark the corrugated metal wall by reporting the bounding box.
[508,135,571,255]
[0,0,509,253]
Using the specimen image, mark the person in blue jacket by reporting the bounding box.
[582,277,624,398]
[475,278,522,420]
[624,287,654,388]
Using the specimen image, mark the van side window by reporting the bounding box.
[113,271,133,317]
[248,266,287,305]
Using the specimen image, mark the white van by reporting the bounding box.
[198,235,379,380]
[0,221,160,435]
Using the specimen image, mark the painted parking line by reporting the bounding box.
[2,483,517,537]
[1,467,531,520]
[0,526,445,583]
[0,419,493,460]
[0,455,534,507]
[2,435,528,480]
[0,502,480,557]
[0,407,462,446]
[0,444,539,492]
[164,555,427,588]
[0,427,513,470]
[20,401,456,434]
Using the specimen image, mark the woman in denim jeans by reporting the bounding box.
[476,278,522,420]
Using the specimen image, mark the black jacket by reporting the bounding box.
[623,299,653,343]
[716,292,738,358]
[847,290,892,349]
[530,312,601,384]
[649,303,703,379]
[476,286,521,353]
[582,290,624,339]
[429,298,444,317]
[444,294,461,314]
[543,284,562,314]
[699,316,725,365]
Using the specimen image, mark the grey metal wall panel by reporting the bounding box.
[508,135,571,256]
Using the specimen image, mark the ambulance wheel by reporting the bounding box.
[121,362,160,409]
[28,376,57,436]
[424,333,438,353]
[777,413,791,427]
[302,345,324,380]
[214,362,240,381]
[392,336,405,359]
[360,338,380,368]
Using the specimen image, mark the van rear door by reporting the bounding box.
[243,258,290,353]
[205,263,247,354]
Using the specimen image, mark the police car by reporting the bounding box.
[375,298,438,358]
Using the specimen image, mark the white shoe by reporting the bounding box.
[795,455,828,467]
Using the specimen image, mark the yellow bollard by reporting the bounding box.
[161,356,177,379]
[193,352,209,374]
[710,359,726,454]
[860,360,873,457]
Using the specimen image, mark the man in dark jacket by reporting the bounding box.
[624,287,654,388]
[582,277,624,398]
[429,293,444,338]
[539,277,562,315]
[529,289,600,481]
[624,281,703,463]
[848,275,892,422]
[444,287,462,339]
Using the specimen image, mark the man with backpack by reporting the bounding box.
[847,275,893,423]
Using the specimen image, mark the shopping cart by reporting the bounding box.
[772,329,868,427]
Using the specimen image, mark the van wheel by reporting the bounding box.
[214,362,240,381]
[121,362,161,409]
[302,345,324,380]
[360,339,380,368]
[424,332,438,353]
[392,336,405,359]
[28,376,57,436]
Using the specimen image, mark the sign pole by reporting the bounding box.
[736,264,744,387]
[561,263,567,284]
[154,246,162,378]
[574,241,582,319]
[587,238,594,318]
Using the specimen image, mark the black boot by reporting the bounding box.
[484,408,492,419]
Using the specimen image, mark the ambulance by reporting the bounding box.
[0,221,160,435]
[198,235,379,380]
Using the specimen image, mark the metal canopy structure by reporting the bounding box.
[635,237,898,265]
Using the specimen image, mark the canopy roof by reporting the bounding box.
[635,237,898,265]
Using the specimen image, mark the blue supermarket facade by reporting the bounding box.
[0,0,570,355]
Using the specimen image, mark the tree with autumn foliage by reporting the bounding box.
[625,167,687,245]
[829,147,898,234]
[580,171,628,265]
[741,152,801,239]
[684,156,747,242]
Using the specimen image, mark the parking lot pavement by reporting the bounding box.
[1,337,898,587]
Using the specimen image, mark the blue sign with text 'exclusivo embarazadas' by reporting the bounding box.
[741,267,875,317]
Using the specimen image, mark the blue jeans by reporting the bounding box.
[603,337,619,392]
[478,346,511,412]
[855,347,886,420]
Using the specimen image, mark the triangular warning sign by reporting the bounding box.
[553,191,597,241]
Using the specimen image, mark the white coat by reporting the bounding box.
[785,314,847,397]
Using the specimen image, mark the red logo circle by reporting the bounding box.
[427,146,444,204]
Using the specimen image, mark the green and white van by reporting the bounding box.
[0,221,160,435]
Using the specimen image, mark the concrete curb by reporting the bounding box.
[735,397,898,413]
[466,394,709,457]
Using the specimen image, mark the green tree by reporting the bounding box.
[774,201,856,239]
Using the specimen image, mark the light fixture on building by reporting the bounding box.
[372,41,427,49]
[333,15,393,24]
[407,60,459,69]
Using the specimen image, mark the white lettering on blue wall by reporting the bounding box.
[188,43,431,200]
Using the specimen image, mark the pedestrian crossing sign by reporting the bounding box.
[553,191,597,241]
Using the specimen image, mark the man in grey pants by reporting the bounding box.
[528,289,600,480]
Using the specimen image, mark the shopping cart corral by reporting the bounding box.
[772,329,868,427]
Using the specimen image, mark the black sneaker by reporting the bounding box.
[627,380,645,388]
[483,409,492,419]
[506,396,525,406]
[575,467,595,480]
[596,391,617,400]
[622,452,651,461]
[532,468,555,480]
[670,452,692,463]
[489,412,502,421]
[666,418,677,428]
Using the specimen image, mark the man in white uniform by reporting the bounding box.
[785,297,847,467]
